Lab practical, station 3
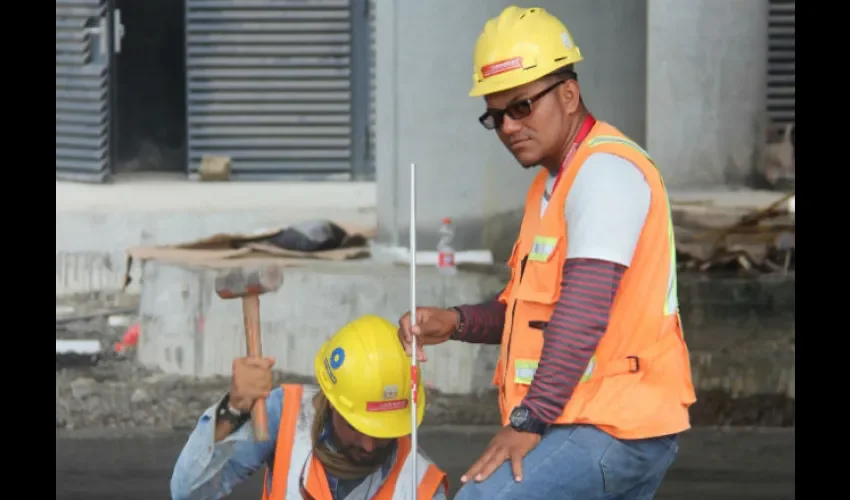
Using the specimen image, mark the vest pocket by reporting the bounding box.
[514,235,564,305]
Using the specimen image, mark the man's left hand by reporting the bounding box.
[461,426,541,484]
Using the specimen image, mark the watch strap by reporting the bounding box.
[450,307,466,339]
[511,405,548,435]
[216,393,250,428]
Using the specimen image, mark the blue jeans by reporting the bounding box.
[453,425,679,500]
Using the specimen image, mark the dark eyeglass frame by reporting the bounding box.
[478,80,566,130]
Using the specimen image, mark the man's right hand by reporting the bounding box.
[397,307,458,362]
[229,356,275,413]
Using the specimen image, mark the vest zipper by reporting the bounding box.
[502,255,529,406]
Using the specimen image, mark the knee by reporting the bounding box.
[453,481,488,500]
[454,477,514,500]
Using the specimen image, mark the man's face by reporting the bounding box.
[482,76,579,169]
[330,409,394,466]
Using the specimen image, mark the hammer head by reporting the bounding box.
[215,266,283,299]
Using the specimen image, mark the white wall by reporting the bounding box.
[647,0,769,188]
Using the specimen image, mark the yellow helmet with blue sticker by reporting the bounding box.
[314,314,426,438]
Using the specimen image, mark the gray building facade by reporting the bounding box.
[56,1,794,259]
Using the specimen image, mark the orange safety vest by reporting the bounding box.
[261,384,449,500]
[495,120,697,440]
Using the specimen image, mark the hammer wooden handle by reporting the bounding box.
[242,295,270,442]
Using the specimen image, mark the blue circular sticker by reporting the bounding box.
[329,347,345,369]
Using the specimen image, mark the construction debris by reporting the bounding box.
[674,191,795,275]
[761,123,795,190]
[197,155,232,181]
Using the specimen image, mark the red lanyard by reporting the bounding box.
[551,114,596,193]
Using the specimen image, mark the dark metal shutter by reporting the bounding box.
[56,0,112,182]
[767,0,795,127]
[185,0,356,179]
[368,0,376,177]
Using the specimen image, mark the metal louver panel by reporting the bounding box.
[368,0,376,176]
[56,0,111,182]
[185,0,355,178]
[767,0,794,126]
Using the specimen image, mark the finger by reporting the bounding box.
[417,345,427,363]
[263,356,276,368]
[461,447,497,483]
[460,456,484,483]
[475,450,509,482]
[398,313,412,342]
[248,377,273,394]
[398,329,413,356]
[262,370,274,390]
[416,308,428,326]
[510,452,524,482]
[243,357,271,368]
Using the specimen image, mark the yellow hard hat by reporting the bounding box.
[314,314,426,439]
[469,6,583,97]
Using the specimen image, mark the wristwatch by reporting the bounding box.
[450,307,466,338]
[216,393,250,428]
[509,405,548,435]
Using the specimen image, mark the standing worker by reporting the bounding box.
[398,6,696,499]
[171,315,449,500]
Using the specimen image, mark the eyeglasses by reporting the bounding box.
[478,80,565,130]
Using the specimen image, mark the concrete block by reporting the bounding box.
[137,260,504,395]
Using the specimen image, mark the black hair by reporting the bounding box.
[548,64,578,82]
[547,64,583,105]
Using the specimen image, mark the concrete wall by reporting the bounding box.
[136,261,505,395]
[373,0,648,260]
[646,0,769,188]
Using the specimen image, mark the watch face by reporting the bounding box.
[510,407,529,427]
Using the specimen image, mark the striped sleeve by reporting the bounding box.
[450,291,506,345]
[521,258,626,424]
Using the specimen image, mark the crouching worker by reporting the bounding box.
[170,315,449,499]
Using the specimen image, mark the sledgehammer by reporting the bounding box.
[214,265,283,442]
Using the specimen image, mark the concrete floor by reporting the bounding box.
[55,427,794,499]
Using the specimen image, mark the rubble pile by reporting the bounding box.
[56,359,304,430]
[55,356,794,431]
[673,191,795,275]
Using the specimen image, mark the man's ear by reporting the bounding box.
[558,79,581,114]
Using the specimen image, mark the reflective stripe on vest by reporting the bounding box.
[261,384,448,500]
